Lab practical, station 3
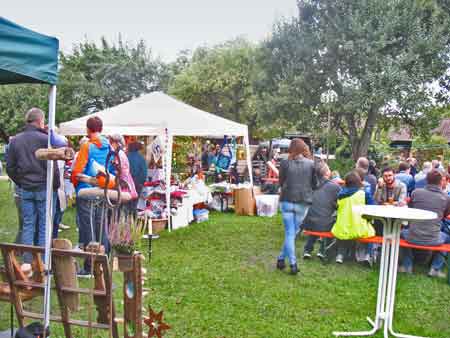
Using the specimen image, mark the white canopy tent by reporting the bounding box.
[59,91,254,230]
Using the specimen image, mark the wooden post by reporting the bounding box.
[121,253,143,338]
[52,239,78,338]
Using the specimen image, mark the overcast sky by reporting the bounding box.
[3,0,298,61]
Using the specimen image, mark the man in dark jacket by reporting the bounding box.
[303,163,341,258]
[6,108,59,261]
[400,170,450,277]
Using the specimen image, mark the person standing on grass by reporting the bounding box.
[127,141,147,210]
[302,163,341,259]
[6,108,59,262]
[276,138,317,275]
[71,116,112,276]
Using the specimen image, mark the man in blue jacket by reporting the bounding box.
[396,162,415,196]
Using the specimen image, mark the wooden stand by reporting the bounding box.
[117,253,143,338]
[0,243,146,338]
[0,243,119,338]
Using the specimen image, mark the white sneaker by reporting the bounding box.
[317,252,325,259]
[59,224,70,230]
[336,254,344,264]
[428,268,446,279]
[303,252,312,259]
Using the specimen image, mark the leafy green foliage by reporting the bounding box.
[169,39,262,135]
[0,38,168,142]
[261,0,450,159]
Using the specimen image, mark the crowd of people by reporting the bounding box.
[276,138,450,278]
[6,108,147,275]
[4,107,450,280]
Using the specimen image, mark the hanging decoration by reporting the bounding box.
[144,307,171,338]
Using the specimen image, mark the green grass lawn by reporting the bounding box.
[0,180,449,337]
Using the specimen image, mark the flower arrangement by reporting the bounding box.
[108,215,145,255]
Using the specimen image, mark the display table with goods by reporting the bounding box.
[139,176,213,231]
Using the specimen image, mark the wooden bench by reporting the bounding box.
[303,230,450,284]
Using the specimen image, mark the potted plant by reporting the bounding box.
[108,215,145,272]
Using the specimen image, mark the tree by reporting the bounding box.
[261,0,450,159]
[0,37,168,142]
[169,39,262,136]
[61,37,168,111]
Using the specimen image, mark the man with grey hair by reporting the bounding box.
[415,161,432,189]
[356,157,377,195]
[6,108,59,262]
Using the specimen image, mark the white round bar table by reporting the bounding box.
[333,205,437,338]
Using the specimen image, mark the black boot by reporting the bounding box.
[290,263,299,275]
[276,259,286,270]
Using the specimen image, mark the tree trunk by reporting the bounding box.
[346,109,378,161]
[0,128,9,144]
[351,137,371,161]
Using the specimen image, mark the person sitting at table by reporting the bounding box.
[399,169,450,277]
[374,167,407,206]
[332,171,375,265]
[303,163,341,259]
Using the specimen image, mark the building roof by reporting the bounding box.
[389,128,412,142]
[432,118,450,142]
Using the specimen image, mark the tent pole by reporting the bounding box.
[43,85,56,336]
[244,131,253,186]
[165,129,173,232]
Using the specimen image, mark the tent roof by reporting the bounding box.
[58,92,248,137]
[0,17,59,85]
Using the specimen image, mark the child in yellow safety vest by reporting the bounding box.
[332,171,375,264]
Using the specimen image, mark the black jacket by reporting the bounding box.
[6,125,60,191]
[279,157,318,204]
[303,179,341,231]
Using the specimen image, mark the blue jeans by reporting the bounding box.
[76,196,110,253]
[53,197,64,239]
[278,201,309,265]
[21,189,55,263]
[401,229,450,270]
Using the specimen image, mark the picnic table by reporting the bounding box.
[333,205,437,338]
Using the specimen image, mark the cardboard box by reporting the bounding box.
[234,186,261,216]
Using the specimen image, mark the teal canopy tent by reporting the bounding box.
[0,16,59,335]
[0,17,59,85]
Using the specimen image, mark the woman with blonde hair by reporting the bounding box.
[277,138,317,275]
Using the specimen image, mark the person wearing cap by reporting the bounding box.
[6,108,59,262]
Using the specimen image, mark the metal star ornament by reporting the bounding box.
[144,307,171,338]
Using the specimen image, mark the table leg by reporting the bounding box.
[333,218,391,337]
[386,221,428,338]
